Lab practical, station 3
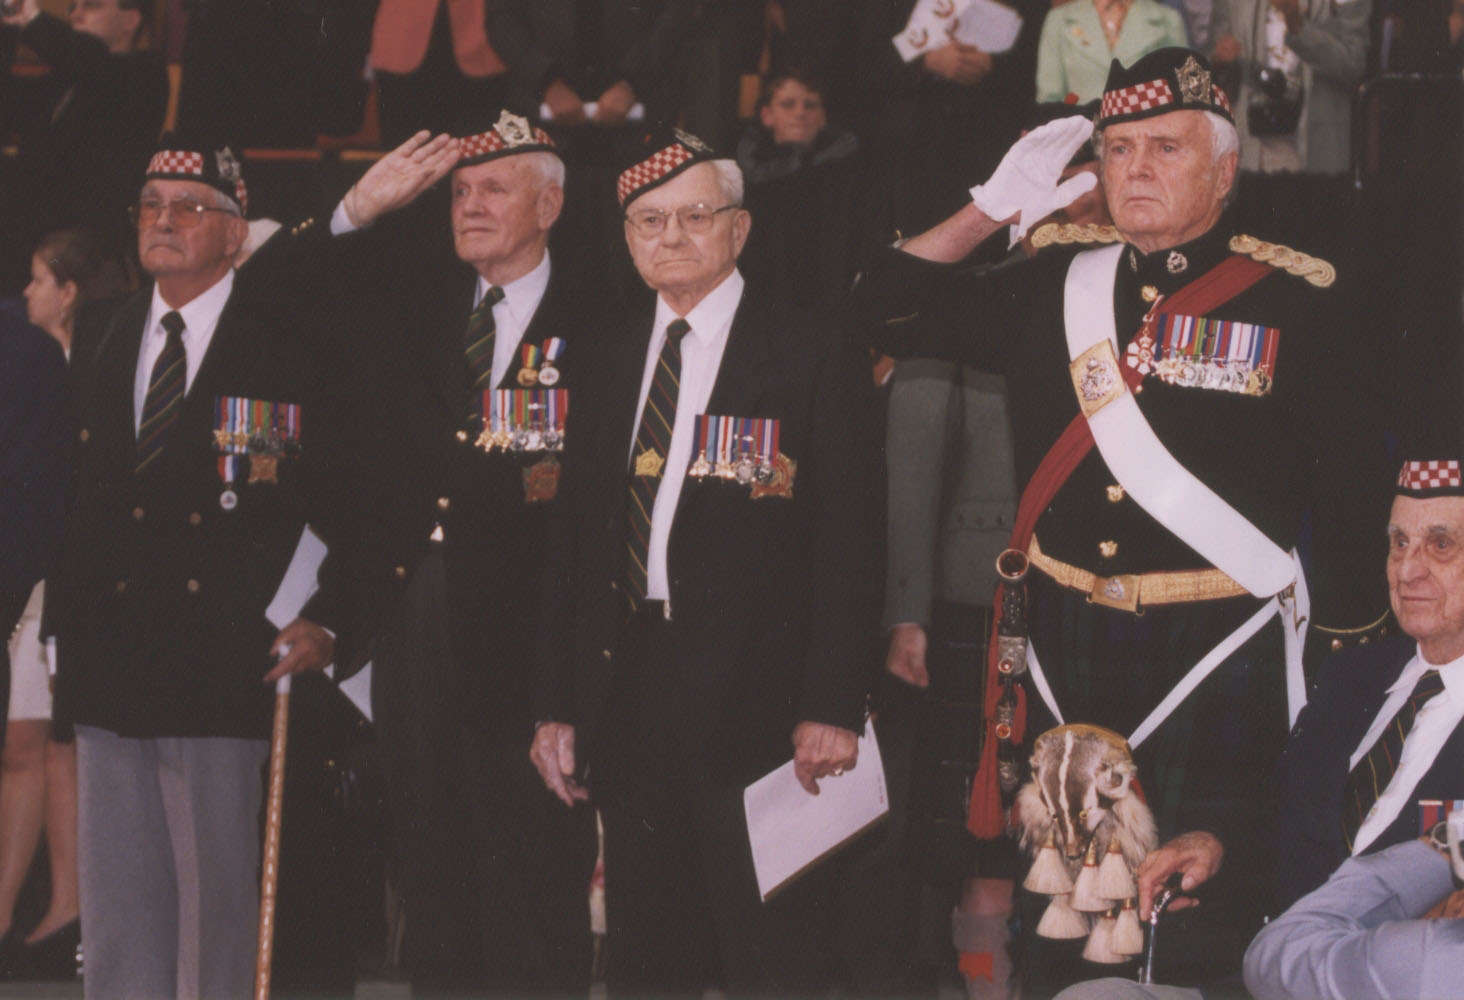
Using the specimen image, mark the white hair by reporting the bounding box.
[1092,110,1238,166]
[709,159,744,207]
[526,150,566,189]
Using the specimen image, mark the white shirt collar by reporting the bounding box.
[652,268,745,346]
[1388,643,1464,696]
[477,249,551,329]
[148,269,235,342]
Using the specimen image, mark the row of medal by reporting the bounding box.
[515,338,564,387]
[472,388,569,453]
[1125,312,1280,397]
[212,396,302,508]
[689,414,780,486]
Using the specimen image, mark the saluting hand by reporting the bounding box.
[342,130,461,229]
[970,116,1099,242]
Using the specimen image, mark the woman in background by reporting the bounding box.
[3,228,129,979]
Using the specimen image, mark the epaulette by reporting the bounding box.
[1030,222,1122,249]
[1228,234,1335,288]
[289,217,315,237]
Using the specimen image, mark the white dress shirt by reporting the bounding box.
[1348,643,1464,854]
[476,250,551,390]
[631,269,744,602]
[133,270,234,433]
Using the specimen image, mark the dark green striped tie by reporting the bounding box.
[1341,668,1446,850]
[624,318,690,604]
[463,285,505,390]
[135,310,186,475]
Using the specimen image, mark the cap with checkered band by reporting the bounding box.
[457,110,559,168]
[616,127,720,208]
[145,135,247,214]
[1096,48,1234,131]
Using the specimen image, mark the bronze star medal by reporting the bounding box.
[248,453,279,484]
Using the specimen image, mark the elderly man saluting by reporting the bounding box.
[531,129,883,996]
[853,47,1387,994]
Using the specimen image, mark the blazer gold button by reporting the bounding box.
[1098,540,1118,558]
[393,565,407,580]
[188,512,202,526]
[436,496,450,511]
[455,430,469,443]
[1141,285,1158,303]
[79,428,89,442]
[114,580,128,595]
[1106,485,1125,503]
[601,649,613,661]
[186,579,200,593]
[132,506,145,521]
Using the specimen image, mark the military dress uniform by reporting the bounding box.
[852,51,1389,991]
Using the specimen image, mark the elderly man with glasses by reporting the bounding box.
[44,140,357,1000]
[530,128,884,996]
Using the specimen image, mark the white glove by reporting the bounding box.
[969,116,1099,243]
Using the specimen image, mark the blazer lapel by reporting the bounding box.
[1115,1,1174,67]
[1064,2,1114,75]
[704,288,771,417]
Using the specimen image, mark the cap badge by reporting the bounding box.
[215,147,241,184]
[495,111,533,146]
[1177,55,1211,104]
[673,128,711,154]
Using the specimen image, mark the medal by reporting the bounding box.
[749,452,796,500]
[517,367,538,387]
[522,456,560,503]
[220,489,238,510]
[538,337,564,386]
[537,365,559,386]
[635,449,665,477]
[517,342,542,386]
[526,428,544,451]
[511,428,529,451]
[249,453,280,483]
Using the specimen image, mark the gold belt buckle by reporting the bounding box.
[1089,573,1141,612]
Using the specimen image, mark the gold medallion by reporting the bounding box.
[634,449,665,478]
[248,454,279,484]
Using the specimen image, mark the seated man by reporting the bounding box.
[1270,444,1464,909]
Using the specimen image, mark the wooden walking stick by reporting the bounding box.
[254,674,291,1000]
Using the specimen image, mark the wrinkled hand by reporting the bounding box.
[792,721,859,795]
[1137,831,1224,919]
[264,618,334,682]
[885,623,930,688]
[922,42,993,85]
[342,130,460,229]
[593,81,637,123]
[969,116,1098,241]
[1211,34,1242,63]
[543,79,587,125]
[531,722,589,806]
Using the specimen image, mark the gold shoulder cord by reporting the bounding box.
[1312,610,1392,649]
[1228,234,1336,288]
[1030,223,1123,249]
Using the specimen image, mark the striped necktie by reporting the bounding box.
[624,318,690,605]
[463,285,506,391]
[136,310,187,475]
[1341,668,1447,850]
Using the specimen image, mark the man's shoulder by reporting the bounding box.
[1310,632,1414,707]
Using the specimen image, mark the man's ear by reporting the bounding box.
[538,182,565,231]
[731,208,751,258]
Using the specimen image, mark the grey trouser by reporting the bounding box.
[76,725,268,1000]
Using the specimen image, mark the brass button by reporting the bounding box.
[1141,285,1158,303]
[79,428,90,443]
[188,512,202,526]
[455,430,469,443]
[186,579,200,593]
[1098,540,1118,558]
[601,649,613,661]
[609,580,620,592]
[114,580,128,595]
[436,496,450,511]
[1106,485,1125,503]
[132,506,145,521]
[1330,638,1343,651]
[393,565,407,580]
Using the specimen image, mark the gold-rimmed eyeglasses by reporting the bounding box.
[624,203,737,238]
[129,198,236,229]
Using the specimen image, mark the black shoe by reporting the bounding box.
[18,919,80,980]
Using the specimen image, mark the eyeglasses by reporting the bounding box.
[130,198,235,229]
[624,203,737,238]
